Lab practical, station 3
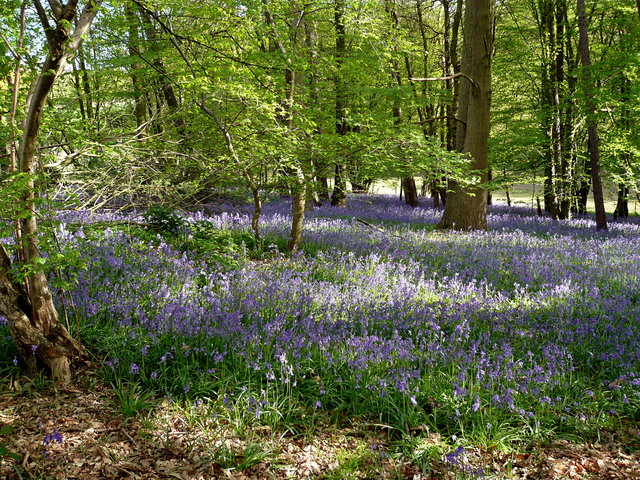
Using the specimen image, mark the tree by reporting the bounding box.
[576,0,607,231]
[331,0,348,207]
[437,0,493,230]
[0,0,102,384]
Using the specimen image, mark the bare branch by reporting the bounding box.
[410,72,477,89]
[32,0,52,32]
[0,32,19,59]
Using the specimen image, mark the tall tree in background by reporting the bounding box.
[331,0,348,207]
[262,0,308,250]
[577,0,607,231]
[0,0,102,384]
[438,0,493,230]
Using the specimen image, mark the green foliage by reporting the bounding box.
[141,205,185,233]
[110,379,157,419]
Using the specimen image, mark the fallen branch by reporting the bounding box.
[355,217,402,238]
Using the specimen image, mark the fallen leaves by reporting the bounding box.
[1,375,640,479]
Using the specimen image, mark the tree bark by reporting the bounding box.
[577,0,607,231]
[262,0,307,251]
[126,4,147,133]
[331,0,348,207]
[3,0,102,384]
[403,177,419,208]
[437,0,492,230]
[138,7,185,136]
[613,184,628,220]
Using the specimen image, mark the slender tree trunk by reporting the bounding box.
[441,0,464,152]
[437,0,492,230]
[576,157,591,214]
[563,3,579,216]
[331,0,348,207]
[577,0,607,231]
[7,1,27,264]
[556,0,571,219]
[197,100,263,242]
[305,18,326,205]
[78,46,94,124]
[385,0,419,209]
[72,60,87,123]
[262,0,306,251]
[126,4,147,133]
[539,0,560,218]
[139,7,185,136]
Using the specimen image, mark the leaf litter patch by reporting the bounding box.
[1,373,640,479]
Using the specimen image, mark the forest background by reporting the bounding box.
[1,0,640,478]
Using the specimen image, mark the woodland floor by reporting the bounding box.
[1,371,639,480]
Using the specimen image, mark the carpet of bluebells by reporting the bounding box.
[2,194,640,447]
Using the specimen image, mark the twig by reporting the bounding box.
[355,217,402,238]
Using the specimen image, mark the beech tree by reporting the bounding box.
[577,0,607,231]
[437,0,493,230]
[0,0,102,384]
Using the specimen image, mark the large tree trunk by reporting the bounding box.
[437,0,492,230]
[2,0,102,384]
[0,247,82,383]
[577,0,607,231]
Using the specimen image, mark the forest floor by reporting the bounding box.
[1,372,639,480]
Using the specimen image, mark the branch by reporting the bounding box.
[68,0,103,53]
[32,0,52,34]
[413,115,466,127]
[0,32,19,59]
[410,72,477,89]
[355,218,402,238]
[47,0,63,18]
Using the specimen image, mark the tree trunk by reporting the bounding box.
[613,184,628,220]
[577,0,607,231]
[77,46,94,124]
[72,60,87,123]
[331,0,348,207]
[3,0,102,384]
[437,0,492,230]
[126,4,147,133]
[556,0,572,219]
[138,7,185,136]
[262,0,307,251]
[331,164,347,206]
[576,156,591,215]
[403,177,419,208]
